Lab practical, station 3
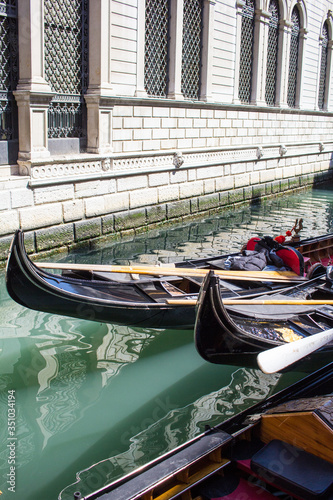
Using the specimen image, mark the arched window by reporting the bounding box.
[44,0,88,140]
[238,0,255,103]
[144,0,170,97]
[318,21,329,110]
[265,0,279,106]
[287,6,300,108]
[181,0,203,100]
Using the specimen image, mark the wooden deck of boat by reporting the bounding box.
[92,393,333,500]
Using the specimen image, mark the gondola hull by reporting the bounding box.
[6,231,198,329]
[6,229,333,330]
[194,271,333,370]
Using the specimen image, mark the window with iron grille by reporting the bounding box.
[238,0,255,104]
[287,6,300,108]
[144,0,170,97]
[0,0,18,142]
[318,21,329,110]
[44,0,88,139]
[265,0,279,106]
[181,0,203,100]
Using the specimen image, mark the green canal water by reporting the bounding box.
[1,185,333,499]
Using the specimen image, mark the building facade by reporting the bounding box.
[1,0,333,260]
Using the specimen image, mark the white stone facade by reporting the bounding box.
[1,0,333,260]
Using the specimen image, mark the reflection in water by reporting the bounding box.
[1,186,333,499]
[60,368,280,499]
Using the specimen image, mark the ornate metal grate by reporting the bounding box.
[265,0,279,106]
[318,22,329,110]
[0,0,18,141]
[144,0,170,97]
[44,0,88,138]
[181,0,203,100]
[287,6,300,108]
[238,0,255,103]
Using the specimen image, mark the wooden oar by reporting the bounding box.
[35,262,305,283]
[257,328,333,374]
[167,298,333,306]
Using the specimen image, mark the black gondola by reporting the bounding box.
[194,270,333,370]
[5,229,333,329]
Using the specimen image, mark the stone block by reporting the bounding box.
[104,192,129,213]
[228,188,244,204]
[215,175,234,192]
[11,187,34,208]
[75,218,102,241]
[243,185,253,200]
[146,203,167,224]
[63,199,85,222]
[197,165,223,180]
[101,214,114,234]
[0,209,18,235]
[190,197,199,213]
[0,235,14,261]
[158,184,179,203]
[219,190,229,207]
[252,184,266,200]
[19,204,63,231]
[180,181,203,199]
[289,176,300,189]
[117,175,148,192]
[234,173,250,188]
[260,169,275,183]
[204,179,215,194]
[0,190,10,210]
[149,172,170,187]
[167,199,191,219]
[34,184,74,205]
[198,193,219,211]
[75,179,115,198]
[130,187,158,209]
[35,224,74,251]
[85,196,106,218]
[114,209,146,231]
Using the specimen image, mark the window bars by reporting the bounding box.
[44,0,88,139]
[238,0,255,104]
[287,6,300,108]
[181,0,203,100]
[144,0,170,97]
[0,0,18,141]
[265,0,279,106]
[318,22,329,110]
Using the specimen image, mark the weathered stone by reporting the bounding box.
[35,224,74,251]
[0,235,13,262]
[252,185,266,200]
[228,188,244,204]
[271,180,281,193]
[146,204,167,224]
[219,191,229,207]
[289,176,300,189]
[114,209,146,232]
[167,200,191,219]
[75,218,102,241]
[101,214,114,234]
[198,193,219,211]
[243,186,252,200]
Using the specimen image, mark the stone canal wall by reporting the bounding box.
[1,103,333,264]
